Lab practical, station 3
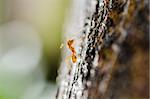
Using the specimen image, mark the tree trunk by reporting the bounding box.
[56,0,149,99]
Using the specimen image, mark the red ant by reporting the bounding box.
[67,39,77,63]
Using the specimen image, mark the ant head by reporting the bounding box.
[67,39,74,46]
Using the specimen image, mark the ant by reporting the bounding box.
[67,39,77,63]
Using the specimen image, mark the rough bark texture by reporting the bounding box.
[56,0,149,99]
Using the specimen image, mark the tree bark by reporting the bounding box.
[56,0,149,99]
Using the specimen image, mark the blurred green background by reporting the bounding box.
[0,0,69,99]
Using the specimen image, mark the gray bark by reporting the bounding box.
[56,0,149,99]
